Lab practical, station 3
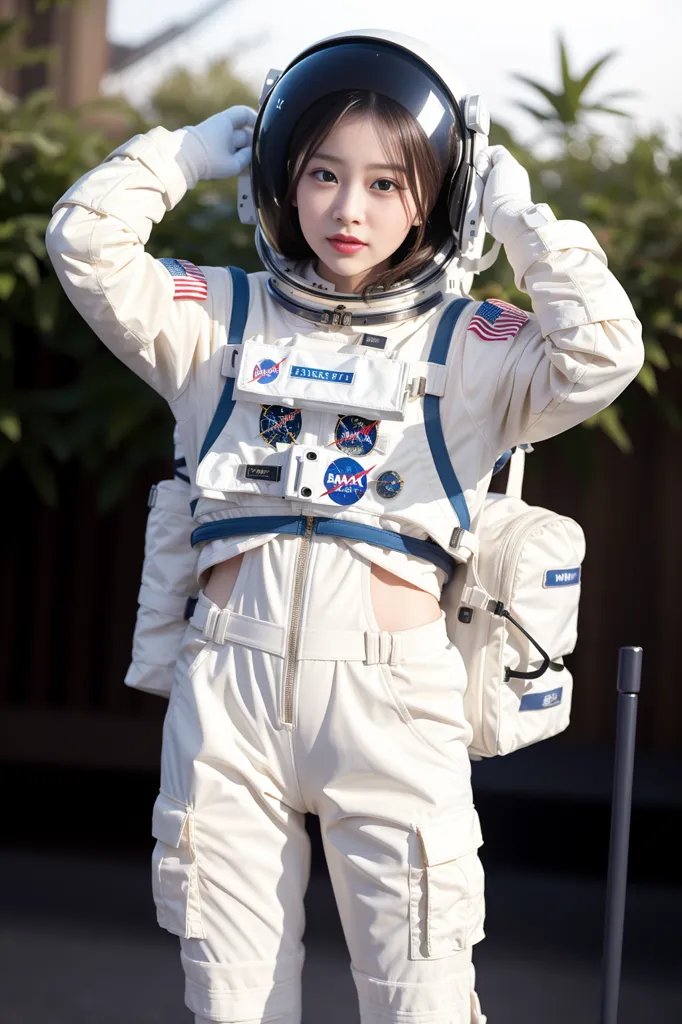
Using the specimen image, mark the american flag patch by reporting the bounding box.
[158,258,208,301]
[468,299,529,342]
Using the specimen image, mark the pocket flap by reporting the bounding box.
[152,792,190,848]
[417,807,483,866]
[235,338,410,420]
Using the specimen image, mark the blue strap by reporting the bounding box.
[492,449,512,476]
[192,516,309,545]
[173,456,190,483]
[314,517,455,578]
[191,515,456,579]
[424,297,472,531]
[198,266,250,464]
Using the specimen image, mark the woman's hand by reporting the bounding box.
[183,105,257,181]
[475,145,547,246]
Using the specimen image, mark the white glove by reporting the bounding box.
[475,145,552,247]
[181,105,257,182]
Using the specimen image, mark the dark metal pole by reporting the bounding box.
[600,646,643,1024]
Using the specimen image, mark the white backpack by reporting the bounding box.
[442,448,585,758]
[124,431,198,698]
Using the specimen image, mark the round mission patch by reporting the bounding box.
[332,415,379,457]
[320,457,373,506]
[375,470,404,500]
[259,405,302,448]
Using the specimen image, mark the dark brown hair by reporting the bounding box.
[262,90,455,295]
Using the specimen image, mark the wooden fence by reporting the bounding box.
[1,375,680,769]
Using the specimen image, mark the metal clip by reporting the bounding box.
[407,376,427,401]
[324,305,352,331]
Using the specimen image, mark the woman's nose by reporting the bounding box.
[332,183,365,225]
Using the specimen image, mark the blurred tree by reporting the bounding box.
[539,134,682,453]
[0,13,145,505]
[150,56,257,129]
[510,35,636,145]
[0,13,260,507]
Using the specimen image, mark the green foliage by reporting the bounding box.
[510,34,636,142]
[0,24,679,507]
[0,73,143,504]
[150,57,257,129]
[0,35,260,508]
[0,16,56,69]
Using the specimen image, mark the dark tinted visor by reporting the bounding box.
[251,39,464,216]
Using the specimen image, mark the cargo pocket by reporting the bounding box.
[409,806,485,959]
[151,791,205,939]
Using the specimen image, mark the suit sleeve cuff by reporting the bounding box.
[105,126,207,202]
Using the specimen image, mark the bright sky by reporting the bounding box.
[106,0,682,146]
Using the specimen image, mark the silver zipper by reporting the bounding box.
[495,509,555,608]
[282,515,314,725]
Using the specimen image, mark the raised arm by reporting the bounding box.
[456,146,644,454]
[45,107,256,400]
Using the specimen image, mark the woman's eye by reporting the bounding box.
[312,169,337,183]
[371,178,398,193]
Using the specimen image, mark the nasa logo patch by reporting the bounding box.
[259,405,302,448]
[332,415,378,457]
[320,457,375,506]
[248,356,287,385]
[375,470,404,500]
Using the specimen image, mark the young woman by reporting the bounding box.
[46,29,643,1024]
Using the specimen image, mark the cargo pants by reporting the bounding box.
[151,534,487,1023]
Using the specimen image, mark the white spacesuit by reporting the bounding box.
[46,28,643,1024]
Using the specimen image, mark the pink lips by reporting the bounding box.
[327,235,367,254]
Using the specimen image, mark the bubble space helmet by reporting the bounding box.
[238,29,497,325]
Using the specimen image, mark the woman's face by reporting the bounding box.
[294,113,420,294]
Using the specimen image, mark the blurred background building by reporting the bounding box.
[0,0,234,106]
[0,0,108,104]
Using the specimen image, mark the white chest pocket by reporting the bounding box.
[233,338,410,421]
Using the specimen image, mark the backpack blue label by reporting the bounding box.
[519,687,563,711]
[544,567,581,587]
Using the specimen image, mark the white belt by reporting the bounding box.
[189,596,448,665]
[189,600,286,656]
